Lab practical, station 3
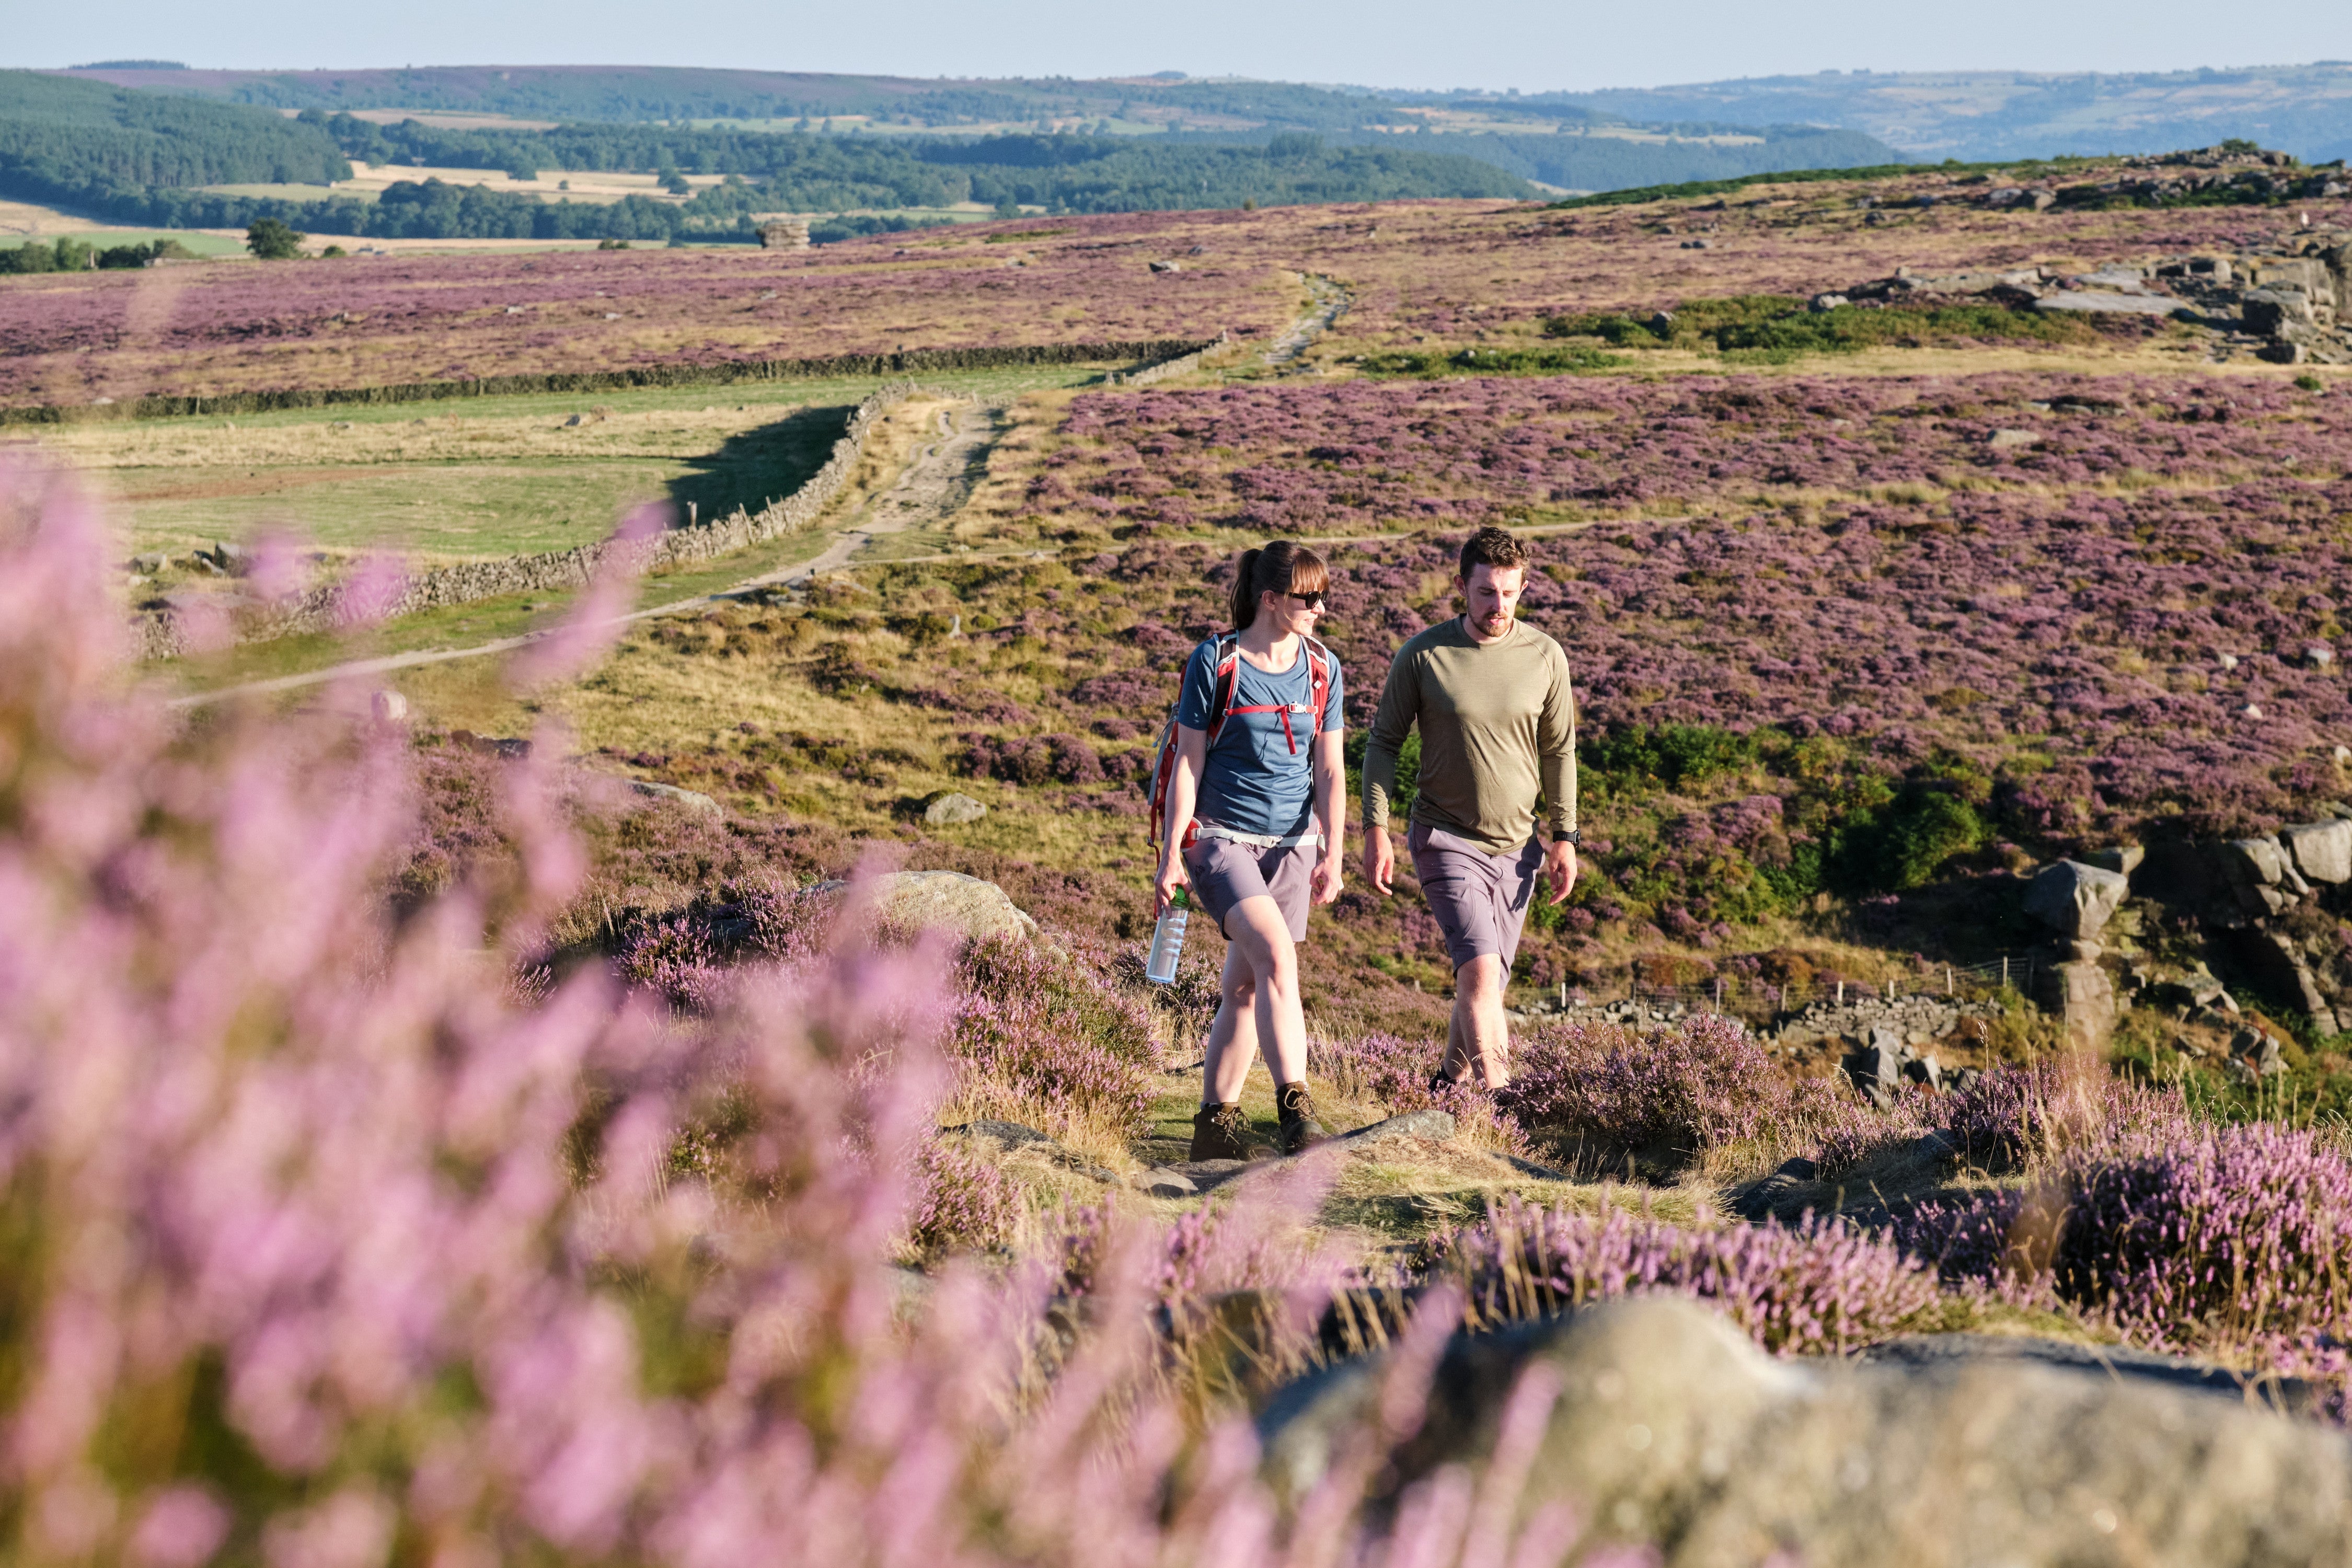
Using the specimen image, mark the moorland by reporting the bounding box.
[13,143,2352,1564]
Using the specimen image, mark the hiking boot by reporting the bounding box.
[1275,1082,1331,1155]
[1190,1102,1261,1161]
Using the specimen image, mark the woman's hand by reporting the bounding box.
[1154,851,1189,917]
[1312,850,1344,906]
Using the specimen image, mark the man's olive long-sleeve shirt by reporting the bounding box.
[1362,617,1577,855]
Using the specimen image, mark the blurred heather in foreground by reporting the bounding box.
[0,459,1650,1566]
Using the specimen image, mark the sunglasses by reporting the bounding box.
[1287,591,1327,610]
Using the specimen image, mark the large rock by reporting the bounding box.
[1258,1298,2352,1566]
[2034,290,2189,317]
[2281,819,2352,884]
[2035,956,2118,1051]
[920,791,989,827]
[2243,930,2343,1035]
[2023,859,2129,939]
[2242,286,2320,336]
[803,870,1040,947]
[627,779,722,815]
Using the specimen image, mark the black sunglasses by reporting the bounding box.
[1287,591,1327,609]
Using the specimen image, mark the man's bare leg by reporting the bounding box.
[1449,953,1512,1087]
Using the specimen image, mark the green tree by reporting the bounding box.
[245,217,305,259]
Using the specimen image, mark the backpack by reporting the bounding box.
[1146,632,1335,849]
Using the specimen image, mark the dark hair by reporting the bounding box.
[1458,525,1530,582]
[1228,540,1329,630]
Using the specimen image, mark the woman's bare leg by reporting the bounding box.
[1224,896,1308,1086]
[1202,935,1260,1105]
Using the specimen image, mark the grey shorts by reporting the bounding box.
[1409,821,1542,973]
[1183,828,1316,943]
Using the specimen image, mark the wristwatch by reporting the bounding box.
[1556,827,1581,846]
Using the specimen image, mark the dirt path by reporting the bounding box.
[1264,273,1353,370]
[728,398,1001,594]
[170,398,1006,707]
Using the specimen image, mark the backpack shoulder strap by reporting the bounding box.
[1301,635,1335,732]
[1204,633,1243,740]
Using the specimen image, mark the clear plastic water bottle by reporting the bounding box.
[1145,887,1189,985]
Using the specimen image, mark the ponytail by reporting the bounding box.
[1227,540,1330,631]
[1229,548,1265,630]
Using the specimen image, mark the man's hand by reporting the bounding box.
[1154,851,1188,917]
[1542,838,1579,904]
[1312,851,1344,906]
[1363,826,1395,895]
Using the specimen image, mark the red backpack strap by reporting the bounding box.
[1203,633,1242,742]
[1303,636,1334,735]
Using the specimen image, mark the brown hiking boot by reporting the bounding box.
[1275,1083,1331,1155]
[1190,1103,1260,1161]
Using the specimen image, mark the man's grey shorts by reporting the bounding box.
[1408,822,1542,972]
[1183,827,1316,943]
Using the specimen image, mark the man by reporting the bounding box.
[1361,525,1577,1089]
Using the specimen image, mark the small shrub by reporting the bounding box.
[950,935,1161,1138]
[905,1138,1017,1256]
[1897,1120,2352,1353]
[1427,1197,1937,1355]
[1497,1014,1791,1172]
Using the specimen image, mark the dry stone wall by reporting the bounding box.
[8,337,1219,427]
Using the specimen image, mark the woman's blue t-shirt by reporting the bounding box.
[1175,638,1344,838]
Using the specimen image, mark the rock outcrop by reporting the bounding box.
[1259,1297,2352,1567]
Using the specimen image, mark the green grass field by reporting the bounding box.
[64,366,1105,564]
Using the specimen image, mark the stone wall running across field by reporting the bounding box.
[5,338,1220,428]
[137,381,920,661]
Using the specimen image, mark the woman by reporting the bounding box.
[1155,541,1346,1158]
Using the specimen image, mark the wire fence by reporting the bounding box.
[1543,952,2043,1021]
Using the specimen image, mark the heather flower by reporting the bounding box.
[1428,1196,1936,1355]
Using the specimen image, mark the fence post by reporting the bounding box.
[1945,964,1953,997]
[2001,956,2009,991]
[1837,980,1844,1005]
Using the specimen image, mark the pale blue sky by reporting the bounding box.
[7,0,2352,94]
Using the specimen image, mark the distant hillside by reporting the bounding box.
[50,64,1907,193]
[1526,62,2352,164]
[0,70,347,205]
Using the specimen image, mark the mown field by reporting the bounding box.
[51,365,1104,566]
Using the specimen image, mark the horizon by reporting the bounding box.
[7,0,2351,97]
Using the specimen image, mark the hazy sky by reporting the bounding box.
[9,0,2352,94]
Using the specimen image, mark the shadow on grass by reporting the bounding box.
[665,402,855,525]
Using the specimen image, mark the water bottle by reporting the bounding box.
[1146,887,1189,985]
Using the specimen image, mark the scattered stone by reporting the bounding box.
[2085,844,2146,875]
[2037,954,2119,1051]
[1338,1110,1457,1150]
[1134,1167,1197,1198]
[2219,652,2240,670]
[1679,238,1713,249]
[628,779,722,815]
[2281,818,2352,884]
[562,413,585,427]
[1168,1158,1254,1191]
[368,689,408,724]
[920,790,988,826]
[1148,259,1181,273]
[2023,859,2130,939]
[1808,293,1849,312]
[2242,287,2319,336]
[1258,1298,2352,1563]
[2035,290,2191,317]
[2244,702,2266,719]
[2305,643,2337,668]
[1987,428,2038,449]
[2231,1026,2288,1078]
[803,870,1041,948]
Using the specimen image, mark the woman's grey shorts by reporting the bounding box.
[1182,829,1316,943]
[1408,822,1542,972]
